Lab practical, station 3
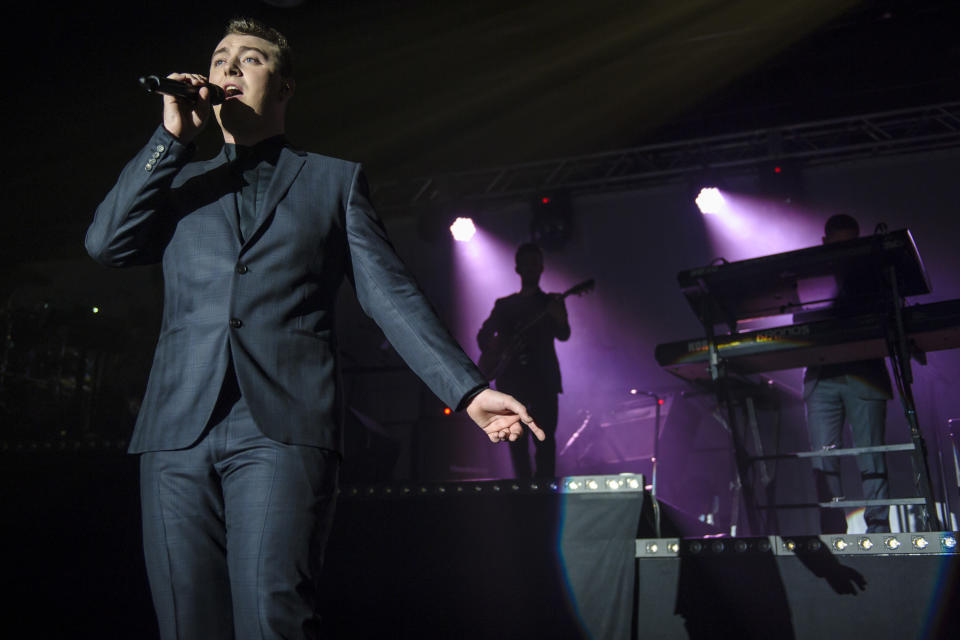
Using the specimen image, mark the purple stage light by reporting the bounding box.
[450,217,477,242]
[701,191,823,261]
[695,187,726,215]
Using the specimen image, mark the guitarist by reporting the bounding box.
[477,243,570,478]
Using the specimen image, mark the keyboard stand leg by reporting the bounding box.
[886,265,941,531]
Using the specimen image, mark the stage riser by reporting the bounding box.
[636,554,959,639]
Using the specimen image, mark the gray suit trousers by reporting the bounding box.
[140,370,339,640]
[804,375,890,532]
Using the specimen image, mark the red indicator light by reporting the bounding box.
[774,166,782,173]
[658,398,664,405]
[443,407,452,415]
[541,197,551,204]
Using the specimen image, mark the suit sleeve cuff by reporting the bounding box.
[455,384,489,412]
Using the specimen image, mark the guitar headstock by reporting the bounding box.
[564,279,595,298]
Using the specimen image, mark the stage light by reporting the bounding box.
[688,541,703,554]
[605,478,623,490]
[449,217,476,242]
[586,479,600,491]
[443,407,452,415]
[626,477,641,490]
[668,542,680,553]
[645,542,660,554]
[91,306,100,314]
[530,192,572,251]
[858,537,874,551]
[942,535,957,550]
[566,479,582,491]
[832,537,849,551]
[912,536,929,550]
[695,187,726,214]
[884,536,902,550]
[784,540,797,552]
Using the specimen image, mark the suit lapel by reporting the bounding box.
[241,148,307,250]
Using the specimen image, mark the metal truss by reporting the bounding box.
[372,102,960,210]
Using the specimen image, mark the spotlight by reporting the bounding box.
[695,187,726,214]
[858,537,874,551]
[449,217,476,242]
[942,535,957,550]
[884,536,902,551]
[645,542,660,554]
[911,536,929,550]
[832,537,849,551]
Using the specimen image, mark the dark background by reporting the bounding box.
[6,0,959,263]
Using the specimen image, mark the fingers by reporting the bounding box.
[165,72,209,86]
[526,420,546,442]
[161,72,212,143]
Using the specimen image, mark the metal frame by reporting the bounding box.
[372,102,960,210]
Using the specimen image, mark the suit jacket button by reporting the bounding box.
[229,318,243,329]
[235,263,248,274]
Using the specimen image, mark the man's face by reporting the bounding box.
[208,33,288,134]
[516,252,543,285]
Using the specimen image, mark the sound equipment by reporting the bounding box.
[655,298,960,381]
[634,534,960,639]
[656,229,953,533]
[677,228,930,330]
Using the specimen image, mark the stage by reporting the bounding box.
[4,452,957,639]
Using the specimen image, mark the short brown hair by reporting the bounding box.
[225,17,295,78]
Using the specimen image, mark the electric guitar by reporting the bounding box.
[477,278,594,381]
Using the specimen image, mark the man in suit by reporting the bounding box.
[803,214,892,534]
[477,243,570,479]
[86,17,543,640]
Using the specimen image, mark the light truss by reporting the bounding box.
[372,102,960,210]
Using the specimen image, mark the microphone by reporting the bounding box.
[138,75,226,105]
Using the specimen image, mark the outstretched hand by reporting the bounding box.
[465,388,545,444]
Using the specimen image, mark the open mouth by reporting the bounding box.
[223,85,244,100]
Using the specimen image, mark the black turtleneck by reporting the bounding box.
[223,135,287,241]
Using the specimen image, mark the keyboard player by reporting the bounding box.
[802,214,892,534]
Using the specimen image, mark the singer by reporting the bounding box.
[86,16,543,640]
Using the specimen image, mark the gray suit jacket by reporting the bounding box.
[86,126,485,453]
